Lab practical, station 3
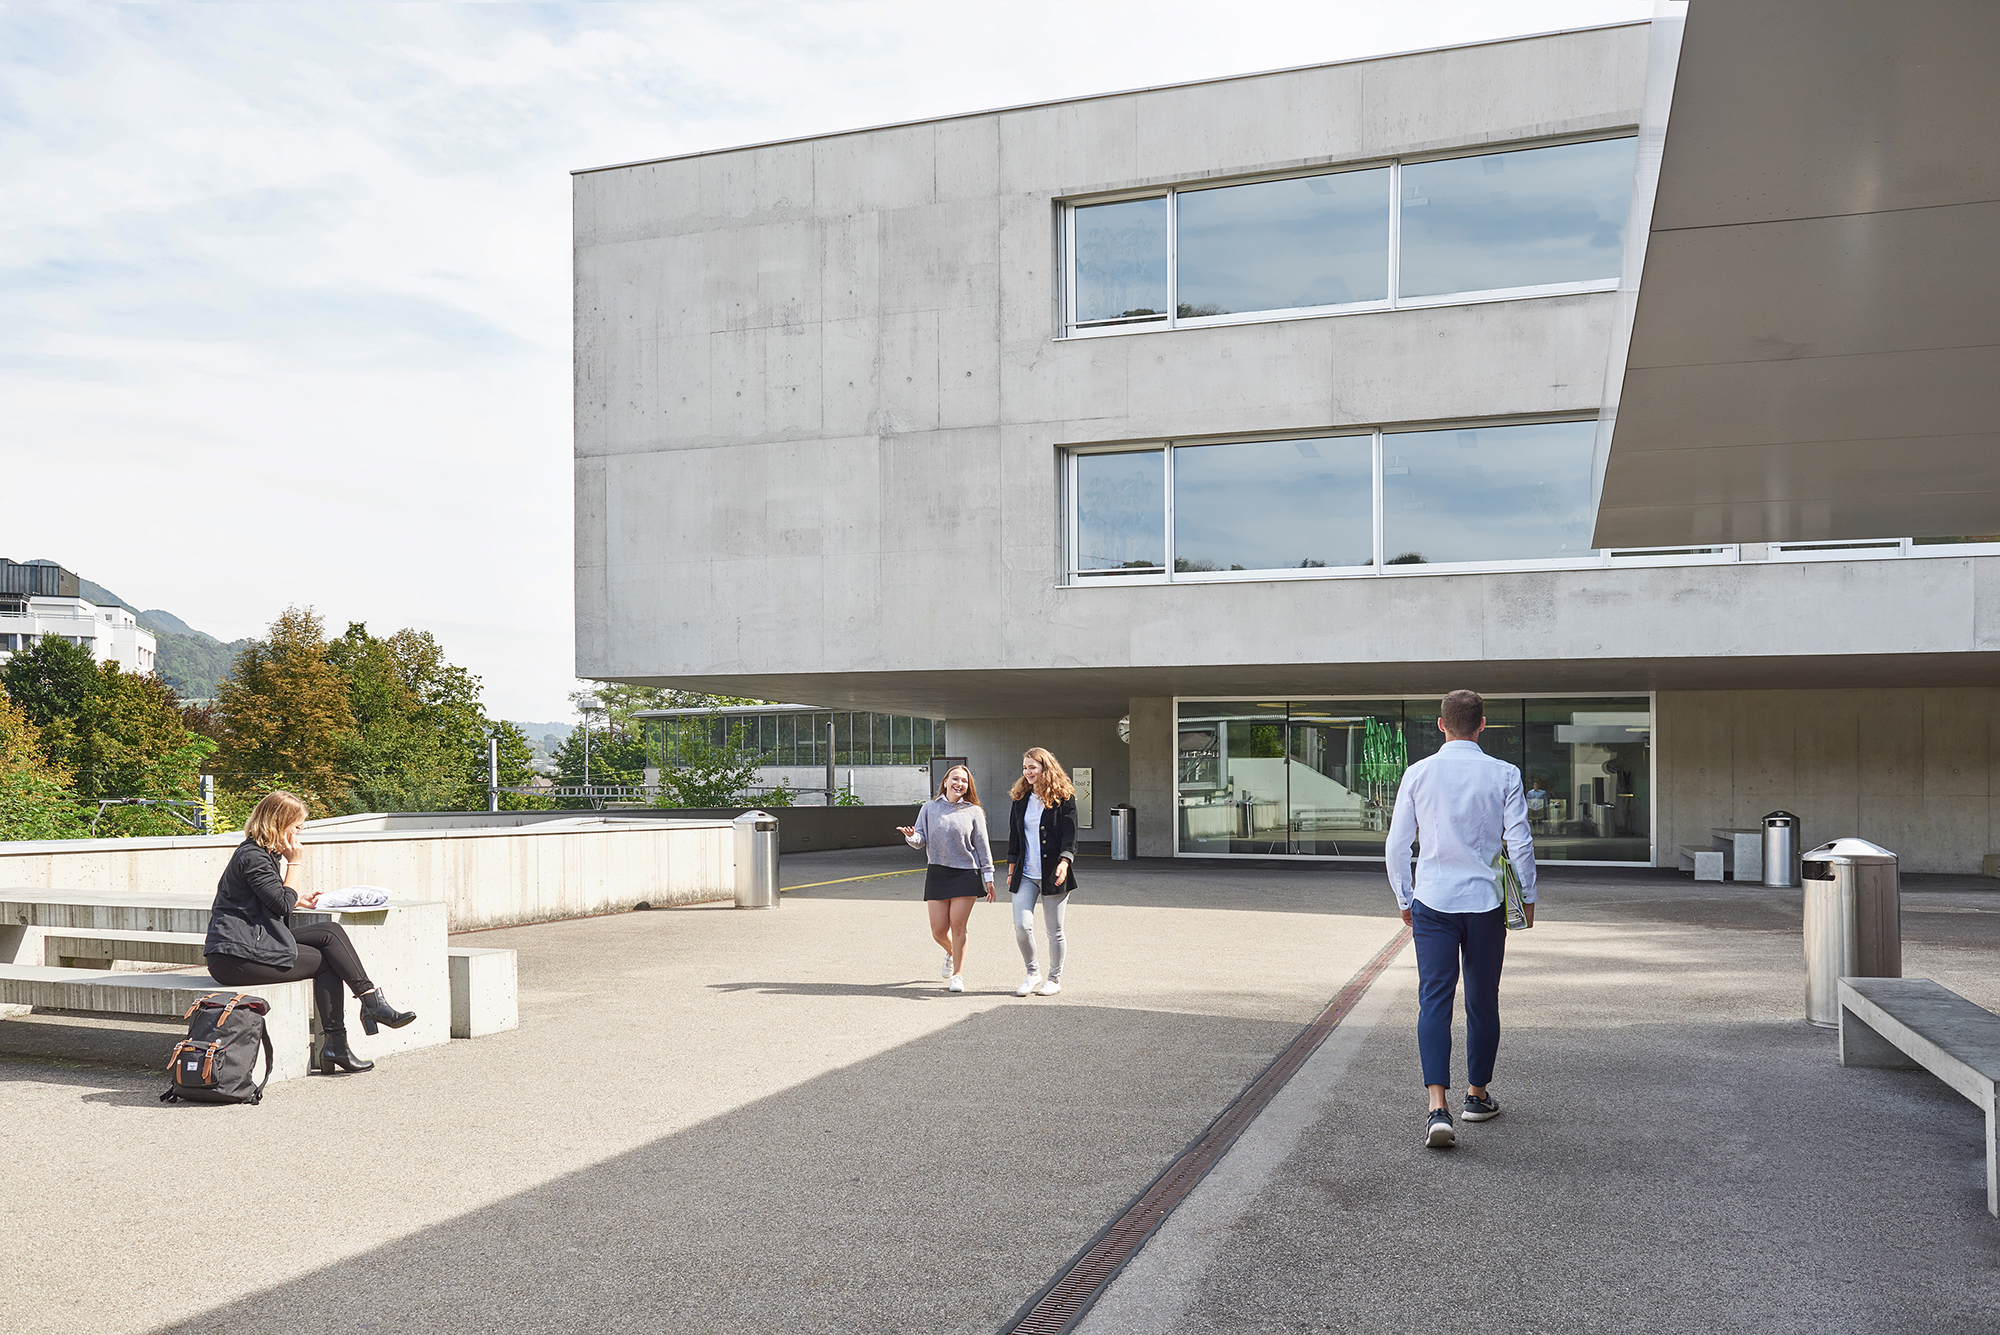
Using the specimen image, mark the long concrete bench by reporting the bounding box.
[1838,977,2000,1216]
[0,964,313,1082]
[0,889,451,1068]
[40,929,207,969]
[447,946,519,1039]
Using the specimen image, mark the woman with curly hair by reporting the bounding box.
[1006,747,1079,997]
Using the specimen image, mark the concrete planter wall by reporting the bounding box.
[0,818,737,931]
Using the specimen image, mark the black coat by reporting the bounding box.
[204,839,300,968]
[1007,793,1079,895]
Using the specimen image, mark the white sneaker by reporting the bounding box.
[1014,975,1040,997]
[948,975,965,993]
[1035,979,1061,996]
[940,953,954,979]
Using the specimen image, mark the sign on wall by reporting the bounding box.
[1074,767,1093,828]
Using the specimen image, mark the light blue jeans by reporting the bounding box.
[1011,877,1068,982]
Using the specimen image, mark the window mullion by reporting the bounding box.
[1163,445,1176,579]
[1372,430,1386,573]
[1166,190,1179,328]
[1387,162,1402,310]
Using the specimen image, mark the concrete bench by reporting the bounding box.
[1838,977,2000,1216]
[0,964,313,1082]
[1677,845,1724,881]
[0,890,451,1068]
[40,929,207,969]
[447,946,519,1039]
[1709,828,1764,882]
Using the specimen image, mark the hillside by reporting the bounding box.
[67,573,248,699]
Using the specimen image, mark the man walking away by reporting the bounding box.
[1385,689,1537,1148]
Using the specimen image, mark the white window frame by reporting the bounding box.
[1058,132,1639,339]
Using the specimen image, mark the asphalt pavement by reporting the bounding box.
[0,850,1992,1333]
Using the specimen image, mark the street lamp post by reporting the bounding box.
[577,695,602,803]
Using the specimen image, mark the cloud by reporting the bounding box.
[0,0,1649,718]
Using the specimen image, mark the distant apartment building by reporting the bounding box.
[0,560,157,677]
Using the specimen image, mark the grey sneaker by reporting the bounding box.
[1462,1091,1501,1122]
[1425,1108,1455,1148]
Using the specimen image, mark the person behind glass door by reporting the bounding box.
[203,791,418,1074]
[897,765,996,992]
[1006,747,1079,997]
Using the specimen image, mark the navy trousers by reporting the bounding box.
[1411,899,1508,1090]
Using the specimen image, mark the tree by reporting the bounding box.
[0,636,100,733]
[487,720,547,811]
[567,684,764,743]
[54,665,216,836]
[648,719,760,809]
[0,697,87,840]
[550,724,648,807]
[212,606,357,812]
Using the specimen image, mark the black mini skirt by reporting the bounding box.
[924,865,986,901]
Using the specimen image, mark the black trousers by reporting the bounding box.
[207,921,376,1032]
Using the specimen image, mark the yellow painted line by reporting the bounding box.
[784,868,925,891]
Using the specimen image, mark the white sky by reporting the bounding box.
[1,0,1648,722]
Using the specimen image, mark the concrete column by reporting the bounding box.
[1128,697,1174,858]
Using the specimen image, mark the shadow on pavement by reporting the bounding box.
[149,1001,1304,1335]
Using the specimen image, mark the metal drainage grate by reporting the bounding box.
[1001,926,1412,1335]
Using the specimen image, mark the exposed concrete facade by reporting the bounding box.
[575,21,2000,871]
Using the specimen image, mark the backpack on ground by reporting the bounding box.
[160,992,276,1105]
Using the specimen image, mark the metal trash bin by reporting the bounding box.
[1800,837,1900,1027]
[1109,804,1136,861]
[733,810,780,908]
[1762,810,1800,888]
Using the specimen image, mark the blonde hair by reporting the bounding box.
[936,764,980,808]
[245,791,308,852]
[1009,748,1075,803]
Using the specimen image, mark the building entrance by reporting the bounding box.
[1176,696,1651,863]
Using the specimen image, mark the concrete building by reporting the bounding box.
[574,6,2000,871]
[0,560,157,678]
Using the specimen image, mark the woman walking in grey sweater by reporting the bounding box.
[897,764,996,992]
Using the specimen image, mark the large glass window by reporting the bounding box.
[1173,436,1372,573]
[1399,138,1638,298]
[1175,168,1390,318]
[1380,421,1598,565]
[1064,136,1634,335]
[1177,697,1650,862]
[1071,419,1598,582]
[1072,197,1169,326]
[1074,449,1165,576]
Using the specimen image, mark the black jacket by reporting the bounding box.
[204,839,300,968]
[1007,792,1080,895]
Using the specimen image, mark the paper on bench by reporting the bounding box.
[316,885,391,909]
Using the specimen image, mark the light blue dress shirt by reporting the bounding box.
[1385,739,1538,914]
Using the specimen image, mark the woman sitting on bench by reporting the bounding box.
[204,791,416,1075]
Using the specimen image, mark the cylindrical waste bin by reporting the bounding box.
[734,810,780,908]
[1109,804,1136,860]
[1800,837,1899,1026]
[1762,810,1800,888]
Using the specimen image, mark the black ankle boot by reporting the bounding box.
[319,1031,374,1074]
[357,988,416,1035]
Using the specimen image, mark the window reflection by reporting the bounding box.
[1380,421,1597,565]
[1399,138,1637,298]
[1176,697,1650,861]
[1175,168,1390,317]
[1073,197,1169,325]
[1173,436,1372,572]
[1075,450,1165,574]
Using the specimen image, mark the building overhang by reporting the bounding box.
[1593,0,2000,548]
